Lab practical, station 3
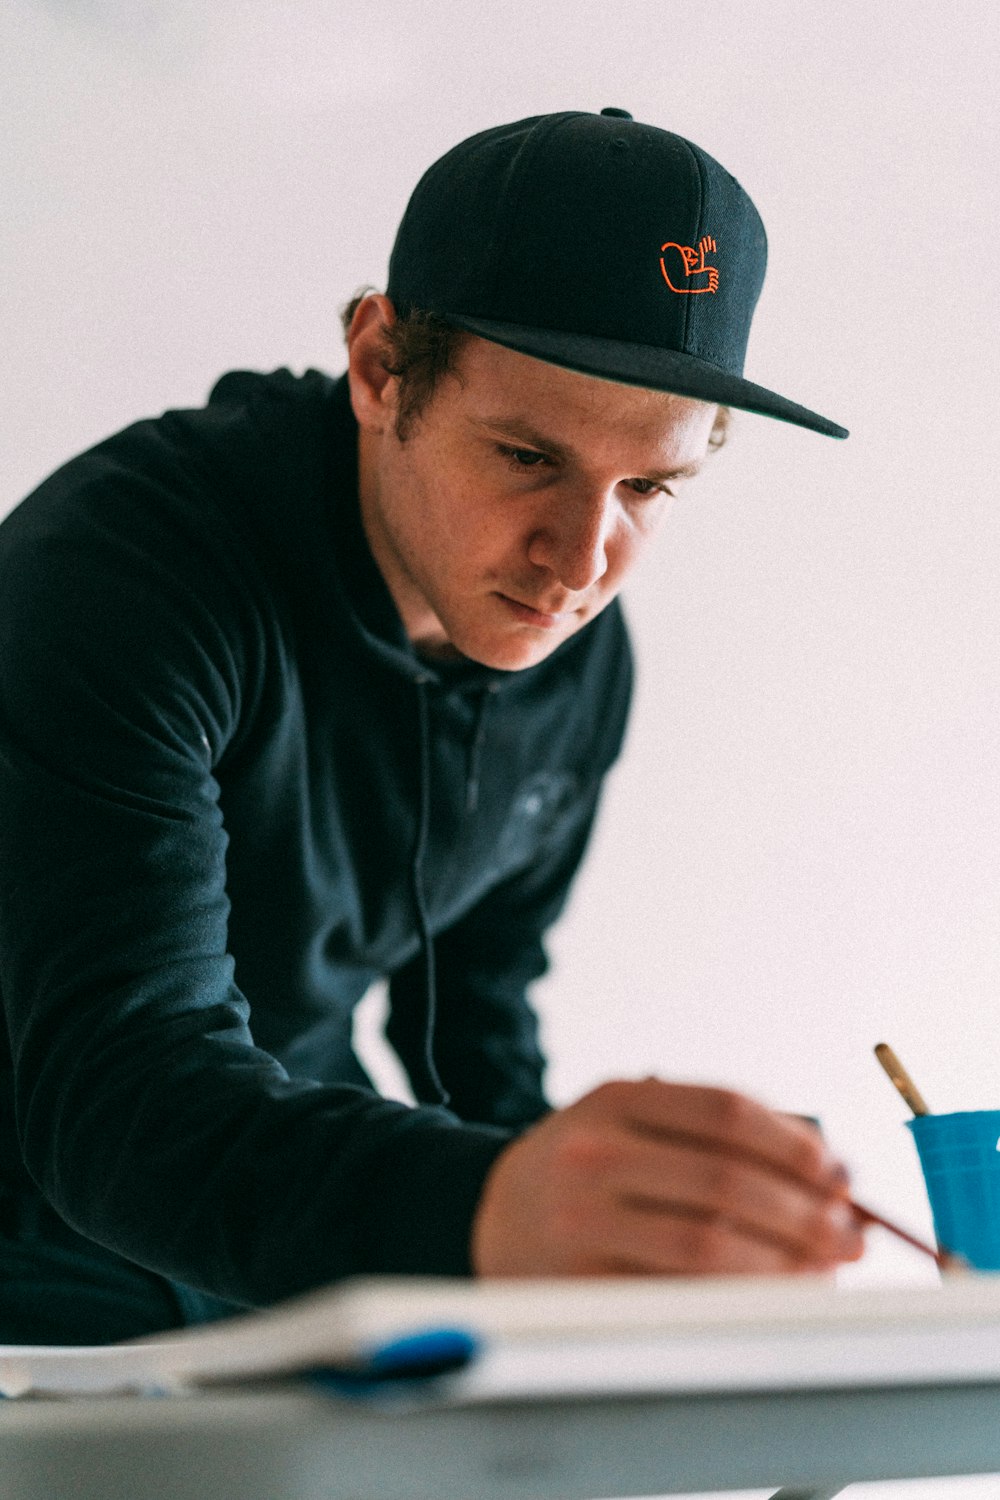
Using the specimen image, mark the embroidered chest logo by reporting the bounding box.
[659,235,719,294]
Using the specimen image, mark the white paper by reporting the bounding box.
[4,1270,1000,1400]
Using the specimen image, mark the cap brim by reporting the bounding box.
[442,314,848,440]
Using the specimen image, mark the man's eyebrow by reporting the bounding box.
[472,415,704,481]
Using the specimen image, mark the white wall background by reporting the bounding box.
[3,2,1000,1495]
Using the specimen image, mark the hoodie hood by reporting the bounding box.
[207,366,514,696]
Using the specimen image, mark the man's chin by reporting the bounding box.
[450,625,572,673]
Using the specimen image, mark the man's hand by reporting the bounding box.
[470,1078,863,1277]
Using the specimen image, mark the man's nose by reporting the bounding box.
[526,488,615,592]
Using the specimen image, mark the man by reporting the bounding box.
[0,108,861,1346]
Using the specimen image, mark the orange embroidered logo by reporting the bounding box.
[659,235,719,295]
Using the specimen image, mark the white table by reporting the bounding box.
[3,1373,1000,1500]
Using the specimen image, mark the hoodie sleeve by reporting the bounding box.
[0,462,513,1306]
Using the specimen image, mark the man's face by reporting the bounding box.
[353,321,718,671]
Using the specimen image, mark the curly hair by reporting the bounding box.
[340,288,731,450]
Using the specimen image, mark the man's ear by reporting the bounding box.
[347,293,399,435]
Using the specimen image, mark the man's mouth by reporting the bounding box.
[496,593,576,628]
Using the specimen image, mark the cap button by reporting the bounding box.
[600,107,632,119]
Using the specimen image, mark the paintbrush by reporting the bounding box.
[874,1041,931,1117]
[867,1042,969,1272]
[849,1198,967,1272]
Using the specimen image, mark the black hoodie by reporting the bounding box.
[0,367,632,1309]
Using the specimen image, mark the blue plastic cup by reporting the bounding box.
[907,1111,1000,1270]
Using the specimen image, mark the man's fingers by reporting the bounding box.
[605,1078,844,1194]
[563,1126,860,1266]
[471,1078,861,1279]
[613,1133,857,1262]
[557,1198,847,1278]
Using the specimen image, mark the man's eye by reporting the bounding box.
[629,478,674,498]
[497,444,550,470]
[496,444,673,498]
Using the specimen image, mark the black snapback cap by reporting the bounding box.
[386,108,847,440]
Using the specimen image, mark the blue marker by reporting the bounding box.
[304,1327,479,1396]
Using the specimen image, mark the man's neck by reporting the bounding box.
[356,425,460,663]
